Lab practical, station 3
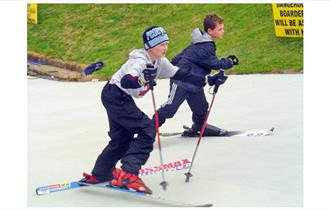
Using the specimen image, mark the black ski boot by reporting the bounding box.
[182,126,199,137]
[190,123,228,136]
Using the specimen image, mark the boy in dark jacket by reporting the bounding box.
[156,14,239,136]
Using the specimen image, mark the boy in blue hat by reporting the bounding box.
[156,14,239,136]
[79,26,222,194]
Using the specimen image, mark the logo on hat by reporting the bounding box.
[143,26,169,50]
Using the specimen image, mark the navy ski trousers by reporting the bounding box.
[157,81,209,128]
[91,82,155,180]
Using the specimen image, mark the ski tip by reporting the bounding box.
[35,188,49,195]
[270,127,275,132]
[195,203,213,207]
[159,132,182,137]
[35,189,40,195]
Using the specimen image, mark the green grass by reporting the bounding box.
[28,4,303,79]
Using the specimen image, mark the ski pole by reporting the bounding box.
[185,72,225,182]
[148,65,168,190]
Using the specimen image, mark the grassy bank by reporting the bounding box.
[28,4,303,79]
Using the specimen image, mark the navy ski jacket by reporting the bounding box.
[171,28,233,92]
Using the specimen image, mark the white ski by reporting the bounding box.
[36,158,191,195]
[160,127,275,137]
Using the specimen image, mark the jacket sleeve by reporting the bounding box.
[196,45,233,70]
[171,47,189,65]
[171,68,205,86]
[119,59,146,89]
[120,74,141,89]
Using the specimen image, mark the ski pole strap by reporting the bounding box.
[146,63,155,90]
[213,83,220,94]
[150,78,154,90]
[213,70,227,94]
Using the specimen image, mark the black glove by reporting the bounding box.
[81,61,104,76]
[138,64,157,86]
[207,71,228,86]
[227,55,239,65]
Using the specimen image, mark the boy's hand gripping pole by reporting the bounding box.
[185,71,225,182]
[148,64,168,190]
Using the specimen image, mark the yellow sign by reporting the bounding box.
[27,4,38,24]
[272,3,303,38]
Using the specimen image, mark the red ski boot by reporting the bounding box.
[79,172,106,184]
[111,168,152,194]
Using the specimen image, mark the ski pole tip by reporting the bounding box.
[184,172,193,182]
[160,181,168,190]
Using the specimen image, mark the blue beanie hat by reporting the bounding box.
[143,26,169,50]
